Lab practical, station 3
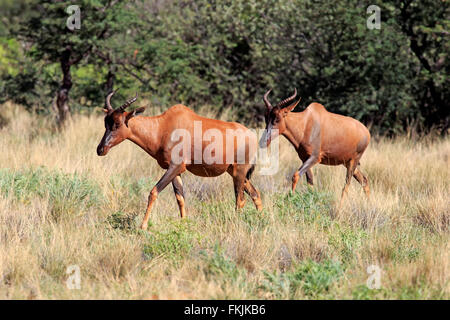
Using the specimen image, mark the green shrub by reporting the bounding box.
[262,259,344,299]
[202,245,242,283]
[107,211,138,231]
[328,225,368,263]
[276,188,333,227]
[0,167,103,220]
[143,220,200,260]
[200,244,251,295]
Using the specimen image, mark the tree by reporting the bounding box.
[1,0,448,134]
[389,0,449,133]
[14,0,127,126]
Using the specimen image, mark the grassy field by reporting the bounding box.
[0,102,448,299]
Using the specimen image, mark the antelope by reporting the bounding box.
[260,89,371,209]
[97,91,262,230]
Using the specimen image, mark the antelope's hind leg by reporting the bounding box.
[233,177,246,210]
[140,164,185,230]
[244,179,263,211]
[227,165,246,210]
[305,169,314,186]
[338,160,358,211]
[353,167,370,198]
[172,175,186,218]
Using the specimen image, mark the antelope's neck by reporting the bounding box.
[127,116,162,157]
[282,112,306,149]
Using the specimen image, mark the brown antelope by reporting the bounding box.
[260,89,371,209]
[97,91,262,230]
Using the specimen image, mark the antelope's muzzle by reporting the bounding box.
[97,144,106,156]
[97,130,113,156]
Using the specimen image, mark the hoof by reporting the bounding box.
[139,224,148,231]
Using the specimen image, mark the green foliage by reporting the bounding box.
[0,0,135,111]
[276,188,333,227]
[0,0,448,133]
[200,244,251,296]
[352,277,446,300]
[328,225,368,263]
[0,167,103,220]
[202,244,242,283]
[107,175,156,213]
[142,220,200,260]
[109,175,155,198]
[241,208,270,232]
[352,284,384,300]
[387,232,421,263]
[262,259,344,298]
[107,211,137,231]
[0,36,53,111]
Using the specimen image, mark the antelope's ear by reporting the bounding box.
[282,98,301,115]
[132,107,146,116]
[125,107,146,126]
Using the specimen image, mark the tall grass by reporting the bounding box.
[0,102,448,299]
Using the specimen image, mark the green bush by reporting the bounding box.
[202,245,242,283]
[107,211,138,231]
[1,0,448,133]
[262,259,344,298]
[328,225,368,263]
[142,220,200,260]
[0,167,103,220]
[200,244,251,296]
[276,188,333,227]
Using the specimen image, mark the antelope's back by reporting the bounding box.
[310,103,371,159]
[162,104,257,164]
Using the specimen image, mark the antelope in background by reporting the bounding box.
[260,89,371,209]
[97,91,262,230]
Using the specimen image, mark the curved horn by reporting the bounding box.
[276,88,297,108]
[105,89,118,112]
[119,93,138,111]
[263,89,273,110]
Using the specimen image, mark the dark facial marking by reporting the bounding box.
[105,115,114,130]
[265,108,281,127]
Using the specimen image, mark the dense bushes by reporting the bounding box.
[0,0,448,134]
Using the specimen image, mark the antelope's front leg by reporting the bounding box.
[292,156,318,192]
[140,164,185,230]
[292,168,314,191]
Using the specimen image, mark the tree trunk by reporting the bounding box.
[56,48,73,127]
[105,64,115,94]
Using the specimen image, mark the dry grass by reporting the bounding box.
[0,102,448,299]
